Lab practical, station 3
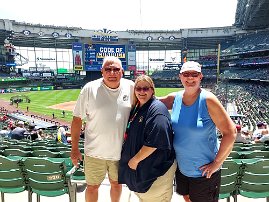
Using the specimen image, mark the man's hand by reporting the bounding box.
[71,148,83,167]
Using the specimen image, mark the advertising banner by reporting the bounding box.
[72,43,84,71]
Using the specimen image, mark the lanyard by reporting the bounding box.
[124,102,140,140]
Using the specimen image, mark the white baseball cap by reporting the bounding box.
[180,61,201,73]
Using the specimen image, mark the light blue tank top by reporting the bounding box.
[171,89,219,177]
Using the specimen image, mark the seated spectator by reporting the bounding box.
[235,125,251,143]
[0,126,10,139]
[252,121,266,139]
[254,127,269,143]
[10,121,26,140]
[27,123,38,140]
[56,126,68,144]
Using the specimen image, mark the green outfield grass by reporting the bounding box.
[0,88,182,123]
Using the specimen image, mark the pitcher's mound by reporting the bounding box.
[48,101,76,111]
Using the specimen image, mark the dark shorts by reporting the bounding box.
[175,168,221,202]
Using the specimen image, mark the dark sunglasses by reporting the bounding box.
[135,86,152,92]
[181,72,200,77]
[104,67,121,73]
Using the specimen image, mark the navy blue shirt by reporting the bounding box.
[118,98,175,193]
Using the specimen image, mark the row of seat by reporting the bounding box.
[0,156,85,202]
[0,148,75,158]
[220,159,269,201]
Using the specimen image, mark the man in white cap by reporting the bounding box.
[10,121,27,140]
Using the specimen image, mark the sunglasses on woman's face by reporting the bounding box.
[135,86,152,92]
[181,72,200,77]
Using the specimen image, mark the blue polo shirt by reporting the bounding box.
[118,98,175,193]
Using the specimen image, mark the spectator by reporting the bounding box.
[159,61,236,202]
[70,56,134,202]
[0,126,10,139]
[10,121,26,140]
[235,125,251,143]
[118,75,176,201]
[253,121,265,139]
[56,126,68,144]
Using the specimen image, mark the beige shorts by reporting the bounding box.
[84,156,119,185]
[135,161,177,202]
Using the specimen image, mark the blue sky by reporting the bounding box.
[0,0,237,31]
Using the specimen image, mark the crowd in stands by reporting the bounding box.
[0,106,86,144]
[221,31,269,54]
[215,82,269,143]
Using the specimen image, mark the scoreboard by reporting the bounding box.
[85,44,127,71]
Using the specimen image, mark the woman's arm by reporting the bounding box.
[200,92,236,178]
[128,146,157,170]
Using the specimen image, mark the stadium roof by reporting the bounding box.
[235,0,269,30]
[1,1,269,50]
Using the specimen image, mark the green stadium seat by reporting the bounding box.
[219,160,240,201]
[3,149,32,157]
[0,156,27,202]
[32,150,60,158]
[23,157,77,202]
[239,159,269,200]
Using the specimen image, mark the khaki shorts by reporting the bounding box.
[84,156,119,185]
[135,161,177,202]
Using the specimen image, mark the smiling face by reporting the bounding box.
[179,71,203,89]
[134,75,155,107]
[101,57,123,89]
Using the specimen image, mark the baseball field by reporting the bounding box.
[0,88,181,123]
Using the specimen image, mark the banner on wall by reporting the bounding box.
[84,44,126,71]
[72,43,84,71]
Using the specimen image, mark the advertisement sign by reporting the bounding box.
[72,43,84,71]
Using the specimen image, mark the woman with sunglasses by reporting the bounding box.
[159,61,236,202]
[118,75,176,202]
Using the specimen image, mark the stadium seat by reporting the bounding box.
[32,150,60,158]
[0,156,27,202]
[23,157,77,202]
[3,149,32,157]
[219,160,240,201]
[239,159,269,200]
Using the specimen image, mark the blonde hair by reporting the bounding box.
[134,75,155,103]
[102,56,122,69]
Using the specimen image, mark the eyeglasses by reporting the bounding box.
[135,86,152,92]
[104,67,121,73]
[181,72,200,77]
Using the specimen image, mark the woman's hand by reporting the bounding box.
[200,160,222,178]
[128,157,139,170]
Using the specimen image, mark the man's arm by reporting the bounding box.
[71,116,83,167]
[158,92,177,110]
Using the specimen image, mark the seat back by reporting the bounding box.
[244,151,269,159]
[239,159,269,198]
[0,156,26,194]
[32,150,60,158]
[219,160,240,200]
[23,157,68,197]
[3,149,32,157]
